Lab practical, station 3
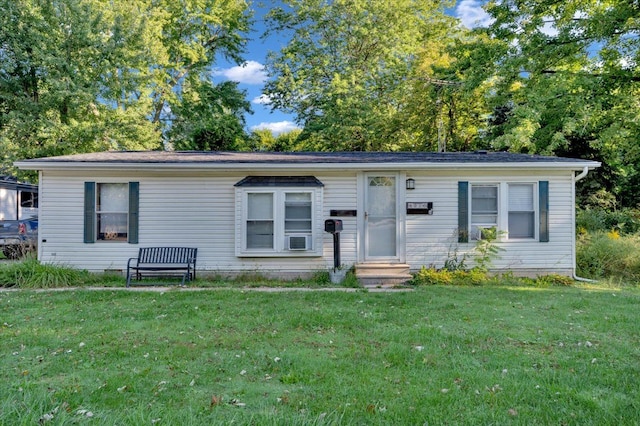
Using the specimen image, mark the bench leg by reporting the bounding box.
[126,266,192,287]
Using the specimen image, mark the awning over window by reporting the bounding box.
[234,176,324,187]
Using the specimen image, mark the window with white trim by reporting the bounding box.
[508,183,535,239]
[84,182,138,244]
[96,183,129,241]
[237,185,321,256]
[459,181,548,243]
[247,192,274,249]
[470,184,498,240]
[285,192,312,235]
[468,182,539,241]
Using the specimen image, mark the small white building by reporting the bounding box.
[16,151,600,283]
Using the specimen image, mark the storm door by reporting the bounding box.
[364,174,398,260]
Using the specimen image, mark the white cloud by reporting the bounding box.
[213,60,267,85]
[250,121,300,136]
[252,94,272,105]
[456,0,494,29]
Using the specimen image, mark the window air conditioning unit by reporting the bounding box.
[286,234,312,251]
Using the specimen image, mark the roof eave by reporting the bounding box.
[14,160,601,172]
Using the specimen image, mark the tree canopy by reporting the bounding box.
[457,0,640,205]
[1,0,638,205]
[0,0,251,178]
[262,0,487,152]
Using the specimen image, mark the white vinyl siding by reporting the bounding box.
[37,173,338,274]
[405,171,575,275]
[35,167,576,277]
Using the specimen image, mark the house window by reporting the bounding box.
[84,181,138,244]
[96,183,128,241]
[459,181,548,243]
[242,190,316,254]
[508,183,535,239]
[470,184,498,240]
[247,193,274,249]
[285,193,312,234]
[235,176,323,256]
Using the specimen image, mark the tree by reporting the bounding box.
[249,129,278,151]
[249,128,304,151]
[0,0,250,178]
[387,38,493,152]
[143,0,250,130]
[0,0,160,179]
[263,0,482,152]
[461,0,640,205]
[169,81,252,151]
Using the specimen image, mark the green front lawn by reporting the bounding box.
[1,286,639,424]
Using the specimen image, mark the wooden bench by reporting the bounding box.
[126,247,197,287]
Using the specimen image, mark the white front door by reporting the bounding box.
[364,174,398,261]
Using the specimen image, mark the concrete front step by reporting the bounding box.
[355,263,413,288]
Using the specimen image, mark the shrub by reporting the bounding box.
[576,231,640,281]
[412,266,452,285]
[533,274,575,287]
[443,247,468,271]
[340,270,361,288]
[0,259,95,288]
[577,207,640,235]
[411,266,491,286]
[311,270,331,285]
[472,227,504,272]
[411,266,577,287]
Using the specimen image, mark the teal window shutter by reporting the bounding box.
[128,182,139,244]
[539,181,549,242]
[84,182,96,243]
[458,181,469,243]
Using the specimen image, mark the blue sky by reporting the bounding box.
[211,0,492,135]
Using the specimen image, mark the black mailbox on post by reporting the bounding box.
[324,219,343,271]
[324,219,343,234]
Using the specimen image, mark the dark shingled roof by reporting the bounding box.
[17,150,597,165]
[234,176,324,187]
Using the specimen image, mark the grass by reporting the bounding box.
[0,260,356,290]
[1,286,639,424]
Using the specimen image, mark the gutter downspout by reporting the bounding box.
[572,166,597,283]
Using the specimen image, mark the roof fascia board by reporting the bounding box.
[15,161,601,172]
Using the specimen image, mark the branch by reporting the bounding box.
[423,77,462,86]
[539,69,640,82]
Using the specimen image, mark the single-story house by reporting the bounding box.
[16,151,600,284]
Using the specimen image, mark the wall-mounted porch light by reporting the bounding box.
[406,178,415,190]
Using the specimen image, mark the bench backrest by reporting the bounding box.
[138,247,197,264]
